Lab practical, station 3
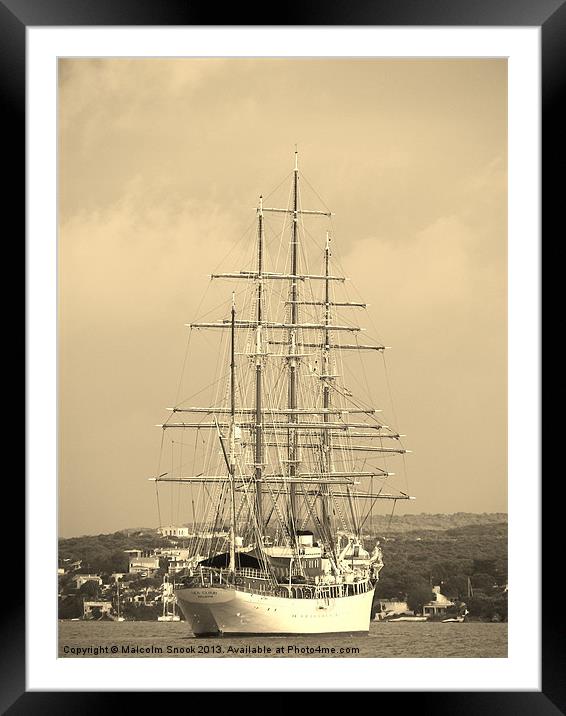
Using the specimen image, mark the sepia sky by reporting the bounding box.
[58,58,507,537]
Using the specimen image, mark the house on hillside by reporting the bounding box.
[154,547,190,560]
[72,574,102,590]
[158,525,191,538]
[422,585,454,617]
[83,600,112,619]
[128,554,160,576]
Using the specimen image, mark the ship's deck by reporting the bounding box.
[177,566,374,600]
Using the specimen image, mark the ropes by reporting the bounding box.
[152,158,410,585]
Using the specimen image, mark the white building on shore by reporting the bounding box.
[422,585,454,617]
[158,525,191,538]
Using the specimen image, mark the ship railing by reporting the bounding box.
[234,567,268,580]
[179,567,374,598]
[183,566,273,588]
[277,579,374,600]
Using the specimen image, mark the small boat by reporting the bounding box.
[386,615,429,622]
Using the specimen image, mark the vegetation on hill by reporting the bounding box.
[366,512,507,533]
[59,514,508,622]
[370,521,508,621]
[59,530,164,574]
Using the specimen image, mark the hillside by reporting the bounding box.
[59,514,508,620]
[59,513,507,589]
[366,512,507,534]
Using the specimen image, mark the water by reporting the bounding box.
[59,620,507,658]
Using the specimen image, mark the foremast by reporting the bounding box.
[213,294,238,575]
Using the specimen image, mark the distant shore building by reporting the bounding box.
[61,559,83,572]
[123,549,143,558]
[376,599,412,619]
[154,547,190,560]
[128,554,160,576]
[422,585,454,617]
[83,600,112,618]
[154,547,191,574]
[168,559,192,575]
[158,525,191,538]
[72,574,102,590]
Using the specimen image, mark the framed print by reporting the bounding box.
[10,0,558,710]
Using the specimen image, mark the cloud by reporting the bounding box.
[57,59,507,534]
[60,174,238,328]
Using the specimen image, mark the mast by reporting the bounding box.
[254,196,264,534]
[288,150,299,537]
[321,232,333,549]
[162,577,167,619]
[152,154,414,571]
[228,293,237,573]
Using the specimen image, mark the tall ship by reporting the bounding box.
[151,152,413,635]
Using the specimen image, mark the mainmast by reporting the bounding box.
[321,232,333,549]
[288,150,300,537]
[254,196,265,535]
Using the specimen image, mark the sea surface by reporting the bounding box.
[59,620,507,658]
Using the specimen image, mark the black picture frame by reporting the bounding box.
[11,0,556,711]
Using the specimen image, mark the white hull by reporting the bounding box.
[175,586,375,635]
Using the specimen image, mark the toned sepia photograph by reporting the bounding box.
[58,58,507,658]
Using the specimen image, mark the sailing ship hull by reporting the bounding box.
[174,585,375,635]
